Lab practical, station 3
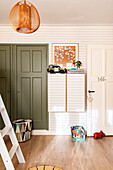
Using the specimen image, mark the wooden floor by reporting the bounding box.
[0,135,113,170]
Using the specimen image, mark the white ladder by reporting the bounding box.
[0,95,25,170]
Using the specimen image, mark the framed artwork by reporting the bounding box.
[52,43,79,68]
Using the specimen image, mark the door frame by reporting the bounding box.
[87,45,92,136]
[0,43,49,129]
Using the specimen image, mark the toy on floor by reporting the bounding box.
[71,125,85,142]
[93,130,105,139]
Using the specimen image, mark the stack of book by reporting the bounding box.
[67,68,84,73]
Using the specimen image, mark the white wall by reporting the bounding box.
[0,25,113,135]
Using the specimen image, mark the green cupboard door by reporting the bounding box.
[0,46,11,128]
[17,45,48,129]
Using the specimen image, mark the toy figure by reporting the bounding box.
[93,130,105,139]
[47,64,67,73]
[75,61,82,68]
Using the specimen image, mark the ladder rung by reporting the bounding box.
[1,125,12,138]
[9,144,19,159]
[0,107,4,112]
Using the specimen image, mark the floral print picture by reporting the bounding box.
[52,43,79,68]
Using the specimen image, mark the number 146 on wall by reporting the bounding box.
[98,76,106,82]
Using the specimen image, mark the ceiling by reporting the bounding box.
[1,0,113,25]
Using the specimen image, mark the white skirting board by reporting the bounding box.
[32,130,71,136]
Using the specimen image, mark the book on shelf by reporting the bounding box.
[67,68,84,73]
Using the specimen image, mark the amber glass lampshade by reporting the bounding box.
[9,0,40,33]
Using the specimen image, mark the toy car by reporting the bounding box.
[47,64,67,73]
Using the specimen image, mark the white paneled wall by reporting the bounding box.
[0,25,113,135]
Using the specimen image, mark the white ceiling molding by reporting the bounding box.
[1,24,113,27]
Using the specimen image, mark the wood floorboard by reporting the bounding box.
[0,135,113,170]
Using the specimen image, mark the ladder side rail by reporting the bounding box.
[0,109,12,128]
[1,109,25,163]
[9,128,25,163]
[1,125,11,137]
[0,95,12,126]
[0,95,25,163]
[0,133,15,170]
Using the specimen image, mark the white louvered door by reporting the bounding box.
[67,74,85,112]
[48,73,85,113]
[48,74,66,112]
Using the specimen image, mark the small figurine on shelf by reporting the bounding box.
[75,61,82,69]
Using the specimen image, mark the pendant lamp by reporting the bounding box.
[9,0,40,33]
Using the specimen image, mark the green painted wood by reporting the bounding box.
[16,45,48,129]
[11,45,17,121]
[0,46,11,129]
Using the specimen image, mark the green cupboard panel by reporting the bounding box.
[0,50,6,72]
[21,78,31,119]
[0,78,6,99]
[0,46,10,129]
[32,78,42,121]
[21,50,31,73]
[32,50,42,72]
[17,45,48,129]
